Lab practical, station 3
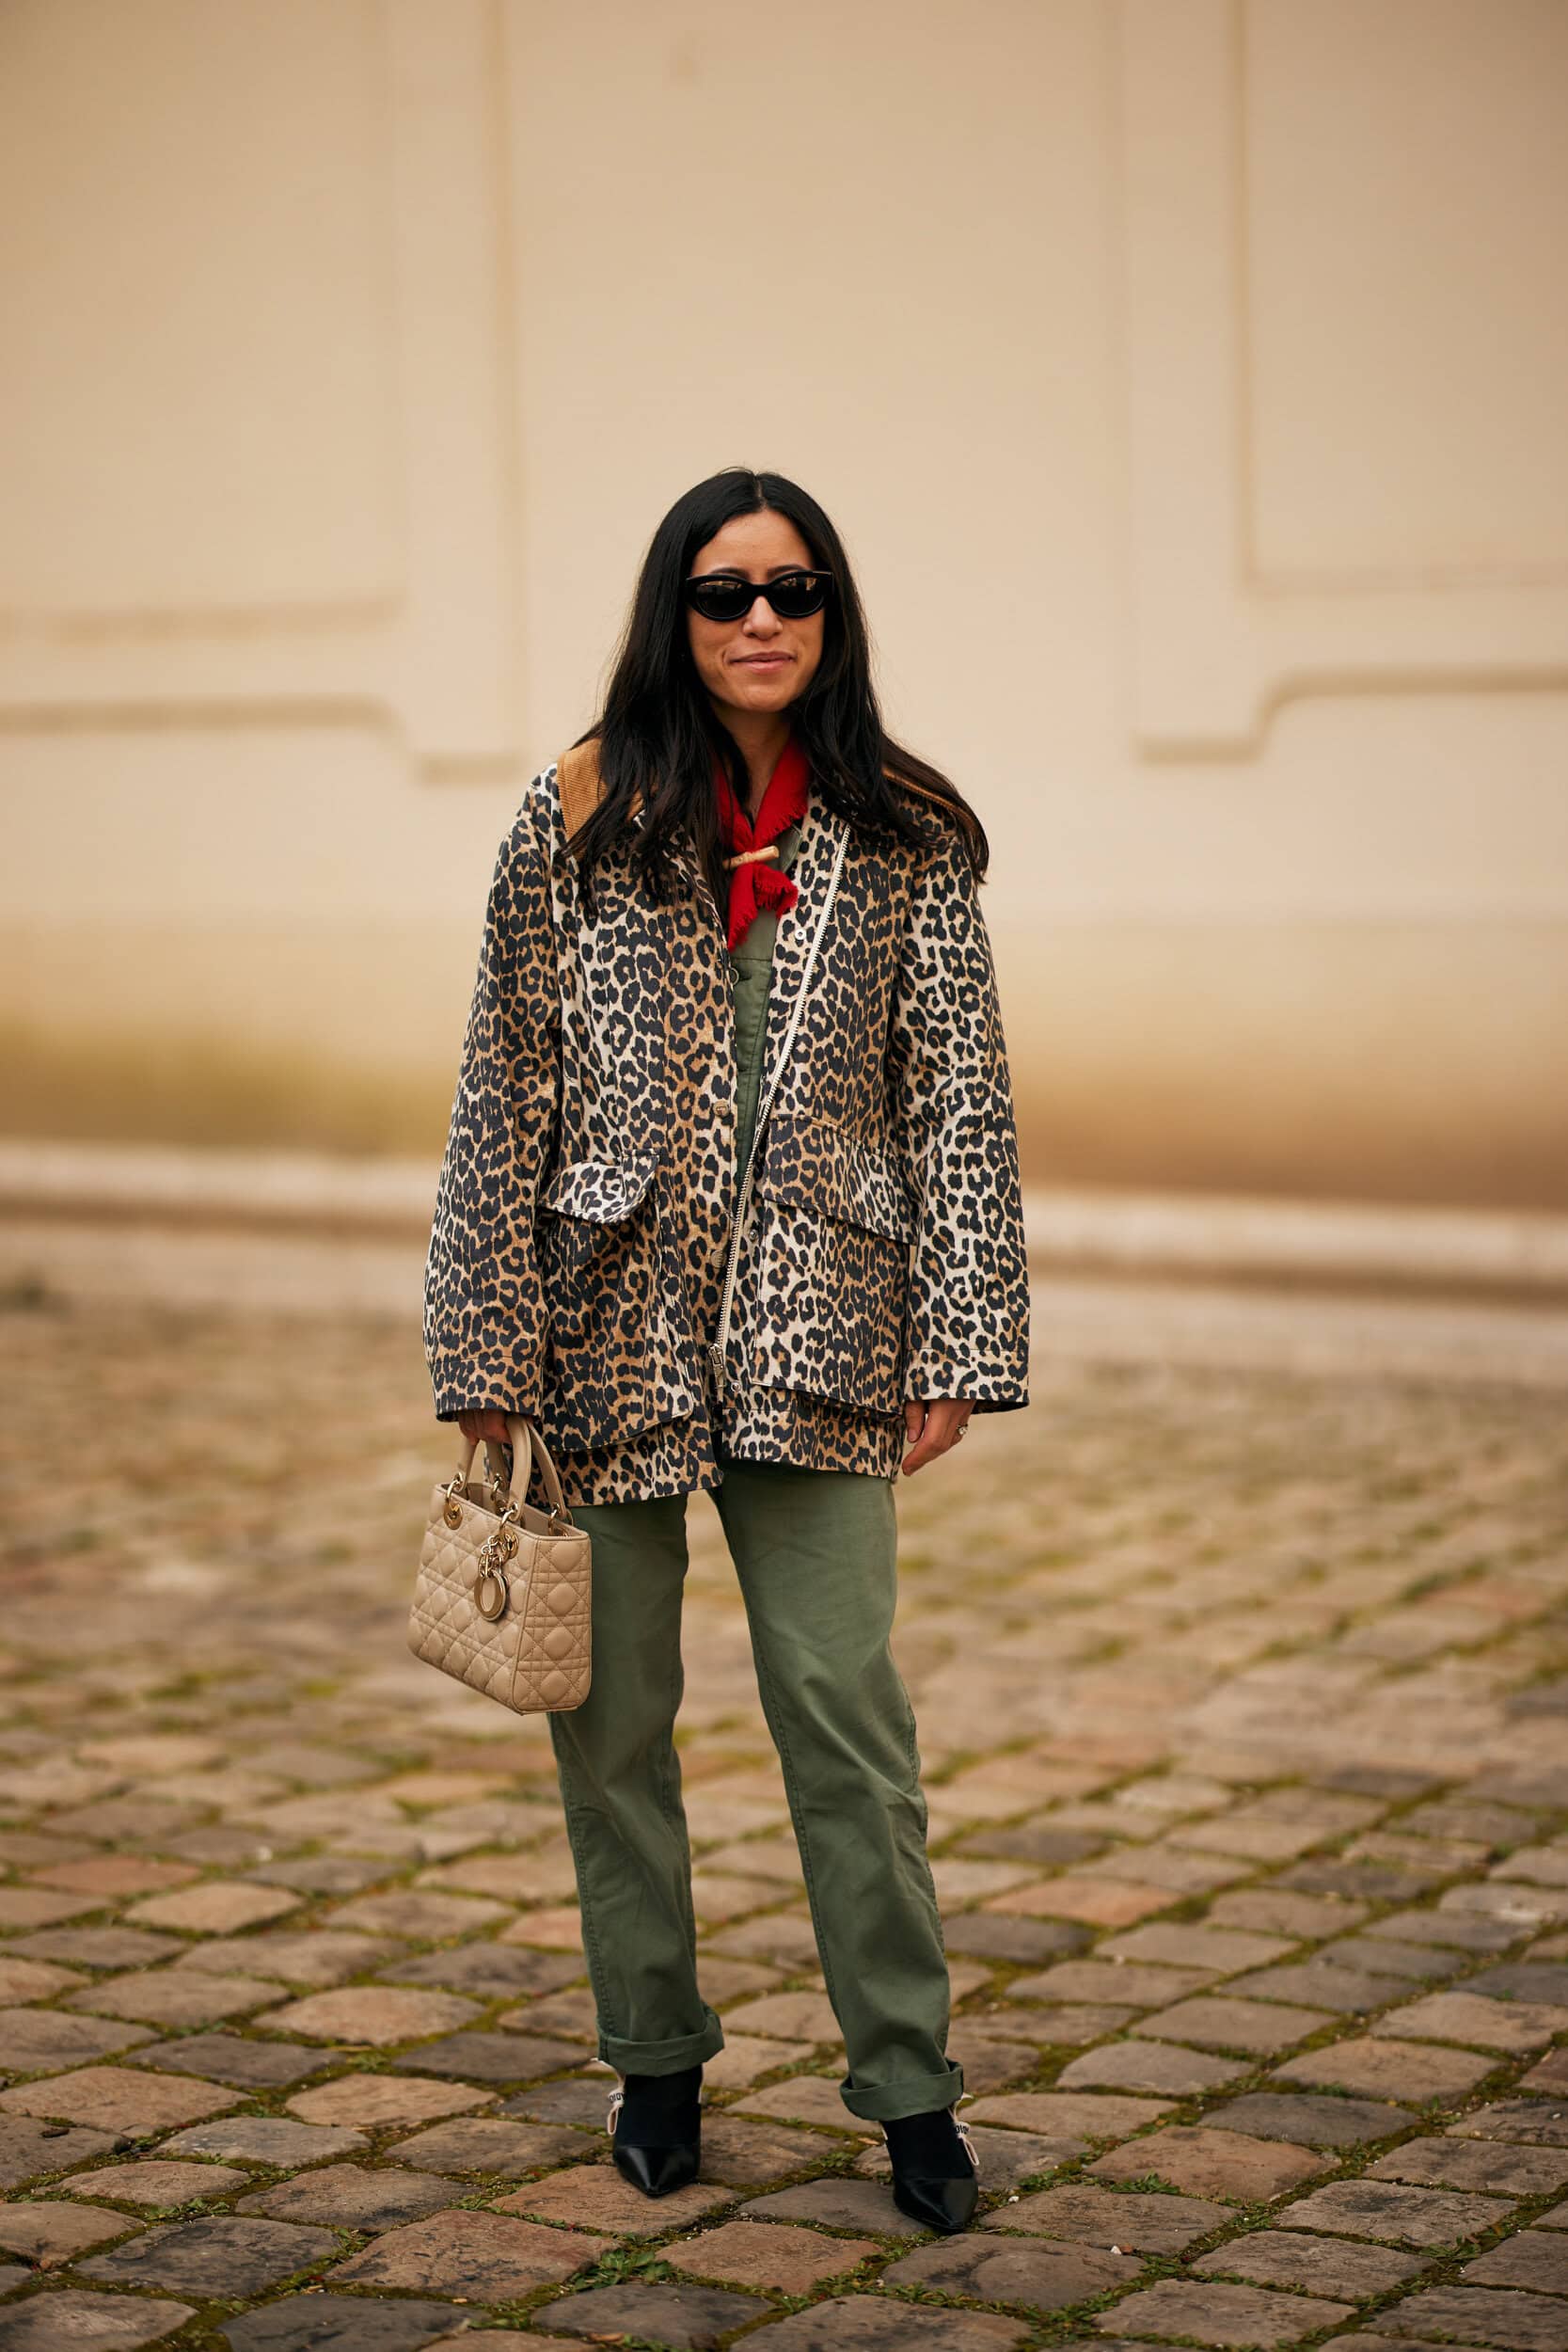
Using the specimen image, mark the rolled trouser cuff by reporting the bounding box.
[839,2057,965,2123]
[597,2004,726,2075]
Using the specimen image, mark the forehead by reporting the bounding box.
[690,508,814,575]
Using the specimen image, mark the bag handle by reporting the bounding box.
[456,1415,573,1524]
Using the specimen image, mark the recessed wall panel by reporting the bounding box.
[0,0,399,614]
[1247,0,1568,581]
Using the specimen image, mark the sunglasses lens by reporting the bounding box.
[686,572,832,622]
[688,579,752,621]
[767,571,829,617]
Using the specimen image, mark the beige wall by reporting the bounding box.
[3,0,1565,1203]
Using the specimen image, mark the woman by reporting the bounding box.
[423,467,1031,2233]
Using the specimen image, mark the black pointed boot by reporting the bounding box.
[883,2102,981,2233]
[606,2062,704,2198]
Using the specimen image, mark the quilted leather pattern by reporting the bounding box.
[408,1479,592,1714]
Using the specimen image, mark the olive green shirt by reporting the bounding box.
[726,818,801,1184]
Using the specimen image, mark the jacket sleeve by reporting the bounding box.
[885,818,1031,1413]
[423,787,562,1423]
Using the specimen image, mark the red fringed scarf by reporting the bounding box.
[712,735,810,951]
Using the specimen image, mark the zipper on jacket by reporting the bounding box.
[683,838,739,1394]
[706,823,850,1399]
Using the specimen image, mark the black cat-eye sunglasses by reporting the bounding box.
[682,568,835,624]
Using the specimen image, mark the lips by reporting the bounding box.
[735,654,792,666]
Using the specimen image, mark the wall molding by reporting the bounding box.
[1117,0,1568,755]
[0,0,522,778]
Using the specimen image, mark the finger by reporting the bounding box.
[901,1409,968,1473]
[902,1411,949,1468]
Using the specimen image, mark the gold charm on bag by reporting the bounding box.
[472,1504,520,1622]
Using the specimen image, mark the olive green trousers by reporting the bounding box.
[546,1455,964,2123]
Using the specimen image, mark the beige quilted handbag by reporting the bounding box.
[408,1415,592,1713]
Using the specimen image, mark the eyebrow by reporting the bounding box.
[696,563,811,579]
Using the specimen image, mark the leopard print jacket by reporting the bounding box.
[423,740,1031,1505]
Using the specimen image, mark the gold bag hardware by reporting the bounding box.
[407,1414,591,1714]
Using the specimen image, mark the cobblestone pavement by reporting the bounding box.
[3,1272,1568,2352]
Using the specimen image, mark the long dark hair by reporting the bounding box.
[566,468,988,917]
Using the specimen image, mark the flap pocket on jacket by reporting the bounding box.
[755,1112,918,1247]
[533,1145,691,1450]
[538,1150,661,1223]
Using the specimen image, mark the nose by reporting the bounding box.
[741,593,781,636]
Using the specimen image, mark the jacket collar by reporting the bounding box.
[557,738,635,848]
[555,733,844,951]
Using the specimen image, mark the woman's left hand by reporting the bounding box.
[900,1397,974,1475]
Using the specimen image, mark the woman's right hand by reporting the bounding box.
[456,1408,535,1448]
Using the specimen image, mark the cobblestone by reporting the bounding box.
[1463,2232,1568,2294]
[1370,2284,1568,2348]
[220,2303,471,2352]
[1201,2090,1416,2147]
[749,2301,1029,2349]
[234,2161,468,2231]
[0,2294,195,2350]
[664,2214,880,2290]
[1369,2139,1568,2196]
[1384,1991,1568,2051]
[63,2158,252,2205]
[67,1971,284,2029]
[326,2207,602,2296]
[0,2118,119,2191]
[1056,2039,1250,2095]
[0,2008,154,2071]
[1189,2224,1430,2296]
[0,2066,238,2133]
[541,2279,769,2344]
[77,2214,338,2294]
[1452,2100,1568,2146]
[965,2090,1175,2139]
[741,2174,922,2234]
[0,2199,134,2261]
[385,2114,590,2174]
[1088,2124,1331,2201]
[498,2159,732,2233]
[884,2229,1135,2306]
[160,2117,368,2167]
[259,1986,479,2044]
[1,1280,1566,2346]
[1277,2177,1515,2247]
[1099,2279,1355,2344]
[282,2075,493,2129]
[1272,2033,1498,2101]
[1133,1994,1335,2053]
[979,2181,1228,2251]
[125,2028,327,2086]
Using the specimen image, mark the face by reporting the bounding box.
[685,509,825,720]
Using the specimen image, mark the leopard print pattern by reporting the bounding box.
[424,756,1030,1506]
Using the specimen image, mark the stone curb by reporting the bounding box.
[3,1139,1568,1298]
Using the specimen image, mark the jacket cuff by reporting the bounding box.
[431,1372,545,1424]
